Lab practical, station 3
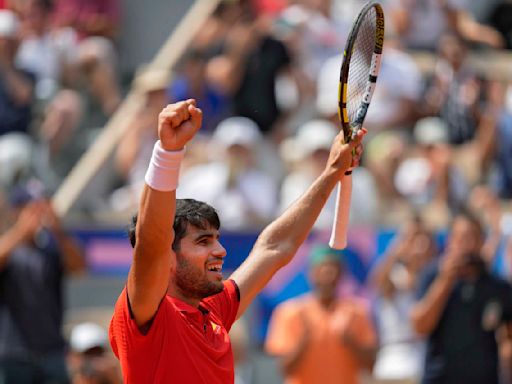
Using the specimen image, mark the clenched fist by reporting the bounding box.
[158,99,202,151]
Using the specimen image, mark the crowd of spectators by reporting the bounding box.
[0,0,512,383]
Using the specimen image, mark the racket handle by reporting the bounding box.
[329,174,352,250]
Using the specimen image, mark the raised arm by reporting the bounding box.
[410,251,460,335]
[231,129,366,318]
[127,100,202,327]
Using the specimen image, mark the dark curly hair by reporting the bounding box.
[128,199,220,251]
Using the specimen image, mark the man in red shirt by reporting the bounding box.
[109,99,366,383]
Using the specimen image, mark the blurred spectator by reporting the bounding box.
[222,11,294,135]
[488,1,512,50]
[364,33,423,132]
[491,80,512,199]
[425,33,480,145]
[283,0,348,82]
[34,89,84,190]
[68,322,122,384]
[265,245,377,384]
[393,117,468,228]
[51,0,121,115]
[52,0,120,41]
[370,215,436,383]
[177,116,278,230]
[110,67,170,213]
[168,48,231,134]
[0,179,85,383]
[192,1,246,54]
[280,119,378,229]
[279,119,338,230]
[364,131,408,221]
[411,209,512,384]
[0,9,34,136]
[388,0,504,51]
[250,0,288,17]
[15,0,63,101]
[316,28,423,131]
[425,35,504,187]
[468,185,512,276]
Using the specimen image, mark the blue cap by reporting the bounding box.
[309,245,344,267]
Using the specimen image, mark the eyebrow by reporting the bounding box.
[192,231,220,242]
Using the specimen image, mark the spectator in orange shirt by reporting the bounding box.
[265,245,377,384]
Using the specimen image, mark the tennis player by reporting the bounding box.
[109,99,366,383]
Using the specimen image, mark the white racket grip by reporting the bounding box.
[329,174,353,250]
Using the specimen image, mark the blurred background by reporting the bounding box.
[0,0,511,382]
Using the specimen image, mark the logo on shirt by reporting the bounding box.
[210,321,221,334]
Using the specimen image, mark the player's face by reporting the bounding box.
[173,225,227,300]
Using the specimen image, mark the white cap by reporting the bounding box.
[414,117,449,145]
[316,55,341,117]
[212,117,262,148]
[0,10,18,39]
[394,157,431,196]
[70,322,108,353]
[0,133,33,187]
[281,119,338,162]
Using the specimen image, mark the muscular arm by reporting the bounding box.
[231,130,366,318]
[126,100,202,327]
[127,186,177,327]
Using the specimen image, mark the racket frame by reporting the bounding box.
[338,1,385,143]
[329,1,384,250]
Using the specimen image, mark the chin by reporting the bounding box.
[200,282,224,299]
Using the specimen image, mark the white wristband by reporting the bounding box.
[144,141,185,191]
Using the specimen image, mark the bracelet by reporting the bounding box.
[144,141,185,191]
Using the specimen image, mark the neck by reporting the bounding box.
[314,291,336,309]
[167,284,201,308]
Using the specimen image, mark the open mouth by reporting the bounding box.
[206,265,222,273]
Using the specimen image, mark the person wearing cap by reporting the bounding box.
[0,179,85,383]
[279,119,339,230]
[411,209,512,384]
[265,245,377,384]
[68,322,122,384]
[177,116,278,230]
[280,119,378,229]
[109,100,366,383]
[394,117,468,228]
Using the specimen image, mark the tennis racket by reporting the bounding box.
[329,1,384,250]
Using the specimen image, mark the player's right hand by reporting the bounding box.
[158,99,202,151]
[326,128,367,177]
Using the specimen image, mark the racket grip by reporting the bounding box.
[329,174,353,250]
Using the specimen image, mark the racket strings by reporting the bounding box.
[347,7,377,126]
